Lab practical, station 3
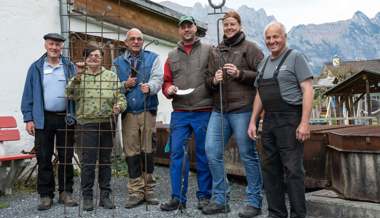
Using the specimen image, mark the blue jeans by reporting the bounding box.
[205,111,263,208]
[169,111,212,203]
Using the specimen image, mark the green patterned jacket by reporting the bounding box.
[66,67,127,124]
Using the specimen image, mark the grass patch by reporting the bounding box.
[112,157,129,177]
[0,202,9,209]
[13,177,36,193]
[73,168,81,177]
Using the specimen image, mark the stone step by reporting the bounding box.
[306,189,380,218]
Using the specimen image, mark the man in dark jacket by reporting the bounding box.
[160,16,213,211]
[21,33,77,210]
[113,28,163,208]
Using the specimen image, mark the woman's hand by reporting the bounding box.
[223,63,240,78]
[113,104,121,115]
[76,62,85,74]
[213,69,223,85]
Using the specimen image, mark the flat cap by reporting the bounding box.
[178,15,196,26]
[43,33,65,42]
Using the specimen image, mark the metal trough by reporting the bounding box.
[155,123,245,176]
[303,125,356,188]
[155,123,367,191]
[327,126,380,203]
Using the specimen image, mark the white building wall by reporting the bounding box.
[0,0,174,155]
[0,0,62,154]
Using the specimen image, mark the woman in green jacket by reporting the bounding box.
[66,47,126,211]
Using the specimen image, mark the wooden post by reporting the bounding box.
[348,96,354,124]
[365,78,373,125]
[366,78,371,116]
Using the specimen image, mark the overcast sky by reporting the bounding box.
[152,0,380,29]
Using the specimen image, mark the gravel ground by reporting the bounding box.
[0,166,315,218]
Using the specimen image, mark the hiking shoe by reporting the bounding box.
[202,201,230,215]
[125,195,144,209]
[99,196,115,209]
[145,193,159,205]
[160,198,186,211]
[37,197,53,211]
[197,198,210,210]
[58,192,78,207]
[83,199,94,211]
[238,205,262,217]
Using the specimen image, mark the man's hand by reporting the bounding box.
[167,85,178,95]
[247,120,257,140]
[113,104,121,115]
[298,79,313,142]
[213,69,223,85]
[296,122,310,142]
[26,121,35,136]
[223,63,240,78]
[124,76,137,89]
[140,83,150,94]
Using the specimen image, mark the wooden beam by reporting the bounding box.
[353,93,366,106]
[73,0,181,43]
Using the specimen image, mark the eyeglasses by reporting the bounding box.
[87,54,102,58]
[128,37,143,42]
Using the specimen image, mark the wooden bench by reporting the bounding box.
[0,116,35,194]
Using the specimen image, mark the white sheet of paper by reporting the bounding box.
[176,88,194,95]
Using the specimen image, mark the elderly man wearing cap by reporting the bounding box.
[160,15,213,211]
[21,33,77,210]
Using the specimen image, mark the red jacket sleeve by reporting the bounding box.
[162,58,174,99]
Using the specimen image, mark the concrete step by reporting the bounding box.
[306,189,380,218]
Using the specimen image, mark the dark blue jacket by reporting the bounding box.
[21,53,76,129]
[113,50,160,113]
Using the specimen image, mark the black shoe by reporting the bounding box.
[202,201,230,215]
[37,197,53,211]
[238,205,262,218]
[125,195,144,209]
[160,198,186,211]
[99,196,115,209]
[83,199,94,211]
[197,198,210,210]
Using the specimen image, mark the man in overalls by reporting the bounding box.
[248,21,314,218]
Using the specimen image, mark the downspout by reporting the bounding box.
[59,0,70,57]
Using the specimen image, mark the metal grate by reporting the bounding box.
[59,1,124,217]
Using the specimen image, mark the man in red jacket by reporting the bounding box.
[160,16,213,211]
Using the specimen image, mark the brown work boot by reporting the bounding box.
[58,192,78,207]
[37,196,53,211]
[125,195,144,209]
[145,193,159,205]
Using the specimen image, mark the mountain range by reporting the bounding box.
[160,1,380,74]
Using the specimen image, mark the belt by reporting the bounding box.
[44,111,66,115]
